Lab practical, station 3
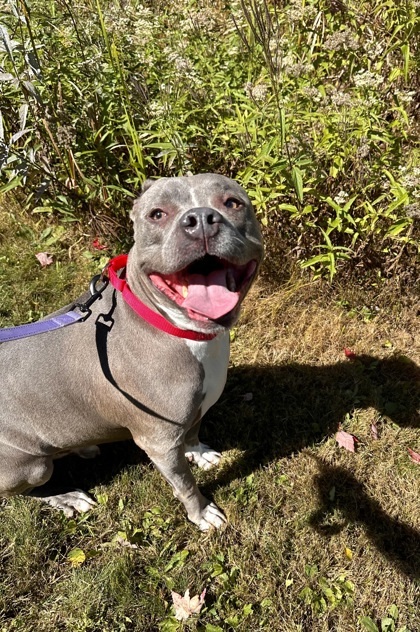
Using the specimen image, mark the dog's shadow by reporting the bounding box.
[49,354,420,579]
[209,354,419,463]
[205,354,420,580]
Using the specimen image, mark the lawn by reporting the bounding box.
[0,201,419,631]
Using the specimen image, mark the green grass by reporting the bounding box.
[0,202,419,631]
[0,199,111,326]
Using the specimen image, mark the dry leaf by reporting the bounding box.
[171,588,206,621]
[344,348,357,360]
[35,252,53,267]
[336,429,358,452]
[67,547,86,567]
[92,238,107,251]
[370,423,378,440]
[407,447,420,464]
[114,535,138,549]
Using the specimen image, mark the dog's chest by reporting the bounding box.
[185,332,230,417]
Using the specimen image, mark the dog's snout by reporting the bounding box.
[180,207,223,239]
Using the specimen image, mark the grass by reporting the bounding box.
[0,202,419,631]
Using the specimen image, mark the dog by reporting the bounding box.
[0,174,263,530]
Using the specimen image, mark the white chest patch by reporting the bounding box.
[185,332,230,417]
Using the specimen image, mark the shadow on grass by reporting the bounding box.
[204,353,420,581]
[308,460,420,581]
[42,353,419,579]
[208,354,419,461]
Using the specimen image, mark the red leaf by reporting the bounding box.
[407,447,420,464]
[344,348,357,360]
[92,238,107,251]
[336,430,358,452]
[35,252,53,267]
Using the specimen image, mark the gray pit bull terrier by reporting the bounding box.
[0,174,263,530]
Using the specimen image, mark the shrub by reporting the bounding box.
[0,0,418,280]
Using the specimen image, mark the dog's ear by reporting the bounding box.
[130,179,155,221]
[141,178,155,193]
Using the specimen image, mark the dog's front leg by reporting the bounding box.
[141,443,226,531]
[184,420,222,471]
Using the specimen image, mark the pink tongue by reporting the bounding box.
[182,269,239,319]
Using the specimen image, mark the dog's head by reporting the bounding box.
[128,174,263,334]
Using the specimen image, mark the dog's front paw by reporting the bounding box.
[41,490,97,517]
[185,442,221,471]
[197,502,226,531]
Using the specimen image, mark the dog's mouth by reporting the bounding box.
[149,255,257,322]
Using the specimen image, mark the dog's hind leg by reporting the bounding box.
[0,445,95,517]
[29,489,96,517]
[0,445,53,497]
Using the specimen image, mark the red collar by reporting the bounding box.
[105,255,217,341]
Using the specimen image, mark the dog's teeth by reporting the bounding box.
[182,285,188,298]
[226,270,236,292]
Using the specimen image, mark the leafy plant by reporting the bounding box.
[360,604,411,632]
[0,0,419,280]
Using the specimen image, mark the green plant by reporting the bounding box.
[0,0,419,277]
[299,564,355,615]
[360,604,411,632]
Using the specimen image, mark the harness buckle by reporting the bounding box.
[74,273,109,321]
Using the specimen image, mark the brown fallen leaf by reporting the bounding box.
[336,429,358,453]
[171,588,206,621]
[35,252,53,267]
[407,447,420,464]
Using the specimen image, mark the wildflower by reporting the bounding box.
[400,167,420,190]
[353,70,384,89]
[183,8,220,32]
[244,82,269,103]
[357,142,370,159]
[334,190,349,205]
[287,0,317,22]
[148,101,166,118]
[302,86,322,102]
[394,89,416,105]
[324,28,359,51]
[329,89,352,107]
[405,203,420,219]
[285,62,314,78]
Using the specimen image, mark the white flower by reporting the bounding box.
[354,70,384,89]
[334,190,349,205]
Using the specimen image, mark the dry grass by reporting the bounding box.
[0,203,419,631]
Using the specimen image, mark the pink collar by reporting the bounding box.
[106,255,217,341]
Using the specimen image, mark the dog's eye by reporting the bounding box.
[149,208,165,221]
[224,198,242,209]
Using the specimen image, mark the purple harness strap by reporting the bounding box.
[0,310,84,343]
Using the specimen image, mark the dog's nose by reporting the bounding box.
[180,207,223,239]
